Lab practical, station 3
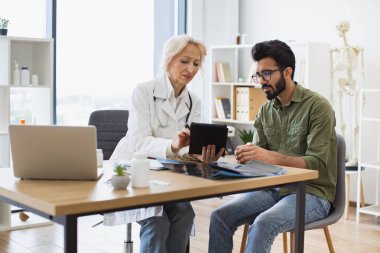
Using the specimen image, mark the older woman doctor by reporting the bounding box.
[111,35,224,253]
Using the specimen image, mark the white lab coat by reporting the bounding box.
[104,74,201,226]
[111,74,201,160]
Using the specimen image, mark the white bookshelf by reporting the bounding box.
[357,89,380,223]
[0,36,53,230]
[209,42,331,147]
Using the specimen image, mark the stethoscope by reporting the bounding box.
[153,91,192,128]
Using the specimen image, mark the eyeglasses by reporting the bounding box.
[251,69,282,84]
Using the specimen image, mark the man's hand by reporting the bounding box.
[190,145,225,164]
[235,142,307,168]
[234,142,274,164]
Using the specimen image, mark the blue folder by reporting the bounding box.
[208,160,287,179]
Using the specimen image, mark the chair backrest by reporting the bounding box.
[305,133,346,230]
[88,110,129,160]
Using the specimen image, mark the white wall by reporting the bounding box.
[187,0,239,122]
[239,0,379,89]
[189,0,380,205]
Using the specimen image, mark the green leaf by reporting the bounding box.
[114,164,125,176]
[237,129,254,144]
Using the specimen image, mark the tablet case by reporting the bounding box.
[189,123,228,155]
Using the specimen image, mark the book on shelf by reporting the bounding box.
[214,98,225,119]
[220,98,231,119]
[215,63,222,82]
[215,62,232,82]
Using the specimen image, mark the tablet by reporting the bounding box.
[189,123,228,155]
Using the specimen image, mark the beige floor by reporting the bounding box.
[0,196,379,253]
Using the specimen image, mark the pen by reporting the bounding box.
[147,156,157,160]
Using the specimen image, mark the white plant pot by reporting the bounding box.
[111,174,130,190]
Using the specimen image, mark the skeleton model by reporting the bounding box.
[330,21,364,167]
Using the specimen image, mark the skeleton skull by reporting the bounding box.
[337,20,350,37]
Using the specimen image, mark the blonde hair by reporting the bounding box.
[157,34,207,77]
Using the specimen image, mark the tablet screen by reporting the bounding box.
[189,123,228,155]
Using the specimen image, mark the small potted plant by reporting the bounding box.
[111,164,130,190]
[0,18,9,36]
[238,129,254,144]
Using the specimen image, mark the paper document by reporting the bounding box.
[208,160,287,179]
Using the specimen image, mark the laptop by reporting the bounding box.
[9,125,103,180]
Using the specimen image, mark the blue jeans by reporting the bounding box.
[137,202,194,253]
[209,189,331,253]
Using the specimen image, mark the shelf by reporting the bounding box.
[358,205,380,216]
[211,44,254,50]
[212,118,255,124]
[361,117,380,122]
[357,88,380,223]
[0,36,53,230]
[0,36,52,43]
[1,84,51,88]
[360,161,380,169]
[212,82,261,87]
[362,88,380,93]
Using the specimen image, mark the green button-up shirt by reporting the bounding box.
[253,84,337,203]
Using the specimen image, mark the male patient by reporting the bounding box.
[208,40,337,253]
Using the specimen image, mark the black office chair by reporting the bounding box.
[88,110,133,252]
[240,134,346,253]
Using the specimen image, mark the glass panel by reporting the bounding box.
[56,0,154,125]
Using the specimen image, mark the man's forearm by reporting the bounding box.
[271,150,307,169]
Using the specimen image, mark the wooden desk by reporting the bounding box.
[0,162,317,253]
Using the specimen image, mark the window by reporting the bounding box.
[56,1,154,125]
[0,0,46,38]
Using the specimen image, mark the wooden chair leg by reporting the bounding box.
[282,232,288,253]
[345,173,350,220]
[360,178,365,207]
[290,231,295,253]
[240,224,249,253]
[323,226,335,253]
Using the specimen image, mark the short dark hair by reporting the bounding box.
[251,40,296,80]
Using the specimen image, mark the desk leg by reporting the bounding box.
[62,215,78,253]
[294,181,305,253]
[186,238,190,253]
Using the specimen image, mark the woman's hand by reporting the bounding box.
[189,145,225,164]
[171,128,191,153]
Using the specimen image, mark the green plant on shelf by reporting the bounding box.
[0,18,9,36]
[238,129,254,144]
[0,18,9,29]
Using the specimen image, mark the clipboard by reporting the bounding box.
[189,122,228,155]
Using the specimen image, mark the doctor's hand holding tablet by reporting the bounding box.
[183,122,228,164]
[171,125,225,164]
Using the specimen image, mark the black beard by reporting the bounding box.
[262,74,286,100]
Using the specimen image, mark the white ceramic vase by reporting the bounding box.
[111,174,130,190]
